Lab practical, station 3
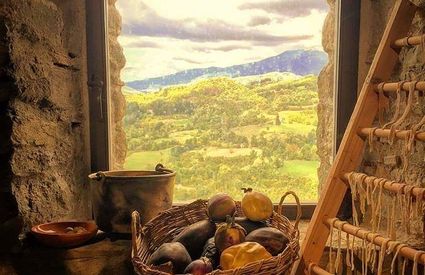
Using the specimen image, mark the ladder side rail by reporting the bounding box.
[295,0,418,273]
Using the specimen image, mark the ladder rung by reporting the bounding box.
[308,263,332,275]
[342,172,425,199]
[392,34,424,48]
[374,80,425,92]
[358,127,425,142]
[324,218,425,265]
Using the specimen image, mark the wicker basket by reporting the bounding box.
[131,191,301,275]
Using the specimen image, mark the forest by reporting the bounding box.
[123,73,319,202]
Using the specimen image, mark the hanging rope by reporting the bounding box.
[391,243,408,275]
[348,172,361,226]
[406,114,425,154]
[377,239,390,275]
[368,127,379,153]
[383,81,406,144]
[335,221,347,273]
[389,80,418,144]
[328,217,338,273]
[378,82,388,127]
[412,251,425,275]
[351,228,361,272]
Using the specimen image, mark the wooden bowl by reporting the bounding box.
[31,221,98,248]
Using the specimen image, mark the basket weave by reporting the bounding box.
[131,191,301,275]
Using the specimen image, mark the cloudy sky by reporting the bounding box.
[116,0,328,82]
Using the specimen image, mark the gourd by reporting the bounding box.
[220,242,272,270]
[241,188,273,221]
[207,193,236,222]
[214,215,246,252]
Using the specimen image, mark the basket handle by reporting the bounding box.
[278,191,302,231]
[131,210,142,258]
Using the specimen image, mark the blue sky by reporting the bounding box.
[116,0,328,82]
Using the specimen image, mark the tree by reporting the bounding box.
[275,114,281,125]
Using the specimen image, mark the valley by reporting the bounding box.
[123,72,320,202]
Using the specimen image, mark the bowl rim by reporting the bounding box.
[31,221,98,237]
[89,169,176,180]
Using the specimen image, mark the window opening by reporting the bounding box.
[110,0,332,203]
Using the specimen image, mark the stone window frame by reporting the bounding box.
[85,0,361,220]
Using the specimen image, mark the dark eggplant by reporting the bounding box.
[172,220,216,259]
[245,227,289,256]
[201,237,220,269]
[235,216,267,234]
[147,242,192,274]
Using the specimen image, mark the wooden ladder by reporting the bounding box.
[295,0,422,274]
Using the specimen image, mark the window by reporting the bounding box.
[86,1,359,211]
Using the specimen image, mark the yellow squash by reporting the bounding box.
[220,242,272,270]
[241,188,273,221]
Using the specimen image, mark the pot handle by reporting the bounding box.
[88,171,105,181]
[155,163,174,174]
[278,191,302,231]
[131,210,142,258]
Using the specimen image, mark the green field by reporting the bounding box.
[123,74,320,202]
[126,151,318,181]
[124,150,171,170]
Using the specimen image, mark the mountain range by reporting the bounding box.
[127,49,327,91]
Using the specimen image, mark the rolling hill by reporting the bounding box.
[127,49,327,91]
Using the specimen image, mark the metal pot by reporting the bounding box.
[89,164,175,233]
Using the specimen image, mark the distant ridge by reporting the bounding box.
[127,49,327,91]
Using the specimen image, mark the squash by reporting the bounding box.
[245,227,289,256]
[241,188,273,221]
[172,220,216,259]
[207,193,236,222]
[220,242,272,270]
[214,215,246,252]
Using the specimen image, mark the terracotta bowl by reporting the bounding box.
[31,221,98,248]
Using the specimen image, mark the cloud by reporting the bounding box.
[173,57,203,64]
[251,34,314,46]
[239,0,328,18]
[121,2,310,44]
[121,40,161,48]
[247,16,272,27]
[193,44,252,53]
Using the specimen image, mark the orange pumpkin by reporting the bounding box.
[220,242,272,270]
[241,188,273,221]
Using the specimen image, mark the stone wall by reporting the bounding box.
[358,0,425,247]
[317,0,336,192]
[0,0,91,248]
[108,0,127,170]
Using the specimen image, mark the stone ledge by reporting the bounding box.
[0,234,133,275]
